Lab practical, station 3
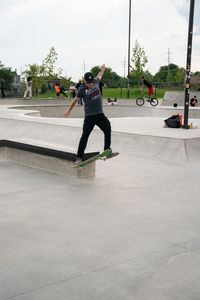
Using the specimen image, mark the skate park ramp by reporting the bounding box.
[161,91,200,107]
[1,96,200,164]
[6,100,200,120]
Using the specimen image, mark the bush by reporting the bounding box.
[41,83,48,94]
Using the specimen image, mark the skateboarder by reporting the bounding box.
[64,64,117,163]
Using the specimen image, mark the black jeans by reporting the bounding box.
[77,113,111,158]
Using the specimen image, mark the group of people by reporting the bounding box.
[55,84,68,98]
[1,76,33,99]
[23,76,105,101]
[54,82,80,100]
[55,79,105,105]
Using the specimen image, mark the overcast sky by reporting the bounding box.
[0,0,199,80]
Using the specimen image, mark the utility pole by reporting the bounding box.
[82,60,86,75]
[167,48,171,86]
[122,57,127,78]
[127,0,131,98]
[182,0,195,129]
[165,48,173,86]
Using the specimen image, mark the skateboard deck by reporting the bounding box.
[73,149,119,168]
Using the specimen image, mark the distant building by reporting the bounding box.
[12,69,21,88]
[44,77,62,89]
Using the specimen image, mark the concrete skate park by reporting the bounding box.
[1,91,200,300]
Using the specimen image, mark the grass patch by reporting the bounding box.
[102,88,165,99]
[36,88,166,99]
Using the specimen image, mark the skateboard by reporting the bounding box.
[73,149,119,168]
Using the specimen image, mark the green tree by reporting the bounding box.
[40,82,48,94]
[129,69,139,86]
[154,66,168,83]
[131,40,148,85]
[60,76,72,89]
[143,70,153,83]
[120,77,128,88]
[193,71,200,76]
[22,47,64,96]
[22,63,45,96]
[42,46,62,80]
[153,64,185,86]
[0,61,14,90]
[90,66,100,77]
[90,66,121,87]
[174,67,185,84]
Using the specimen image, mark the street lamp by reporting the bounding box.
[182,0,195,129]
[127,0,131,98]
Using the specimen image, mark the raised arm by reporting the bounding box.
[97,64,106,80]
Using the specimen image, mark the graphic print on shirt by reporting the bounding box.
[85,83,100,100]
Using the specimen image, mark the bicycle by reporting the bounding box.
[136,96,159,106]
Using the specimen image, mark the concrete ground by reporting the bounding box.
[1,154,200,300]
[1,94,200,299]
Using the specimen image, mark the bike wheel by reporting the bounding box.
[150,98,158,106]
[136,98,145,106]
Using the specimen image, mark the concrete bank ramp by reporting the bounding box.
[7,104,200,119]
[111,131,200,163]
[1,103,200,176]
[161,91,200,107]
[0,116,200,165]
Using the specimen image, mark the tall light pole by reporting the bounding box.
[127,0,131,98]
[182,0,195,129]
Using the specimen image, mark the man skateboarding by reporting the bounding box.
[64,64,117,164]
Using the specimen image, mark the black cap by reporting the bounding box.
[84,72,94,84]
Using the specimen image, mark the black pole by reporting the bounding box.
[182,0,195,129]
[127,0,131,98]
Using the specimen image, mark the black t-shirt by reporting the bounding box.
[190,98,197,106]
[99,81,104,94]
[76,77,103,116]
[143,79,152,88]
[76,82,82,90]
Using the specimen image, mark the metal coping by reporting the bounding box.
[0,140,99,162]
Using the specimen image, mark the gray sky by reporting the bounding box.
[0,0,199,80]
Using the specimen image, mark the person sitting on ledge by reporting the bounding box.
[107,98,118,105]
[190,96,198,107]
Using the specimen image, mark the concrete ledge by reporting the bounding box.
[0,140,99,178]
